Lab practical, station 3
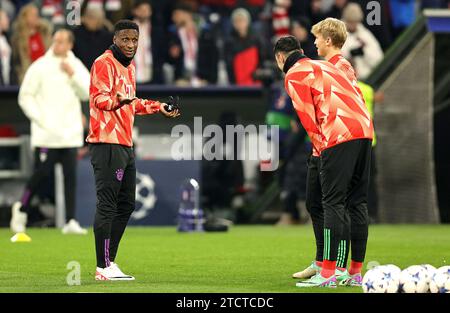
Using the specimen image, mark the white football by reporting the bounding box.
[378,265,401,293]
[429,266,450,293]
[362,266,397,293]
[399,265,429,293]
[362,268,381,293]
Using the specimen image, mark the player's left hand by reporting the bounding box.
[160,104,180,118]
[160,96,181,118]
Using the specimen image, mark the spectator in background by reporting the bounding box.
[286,0,328,25]
[199,0,265,31]
[72,5,113,70]
[242,0,266,35]
[325,0,348,19]
[389,0,416,38]
[1,0,16,21]
[323,1,393,50]
[272,0,292,42]
[132,0,166,84]
[308,0,327,25]
[276,120,310,226]
[105,0,134,24]
[11,3,52,84]
[199,0,236,34]
[224,7,265,86]
[168,3,218,86]
[10,29,90,237]
[353,0,393,51]
[341,2,383,80]
[0,9,13,85]
[288,0,309,18]
[35,0,67,29]
[80,0,134,25]
[290,16,318,60]
[244,0,265,21]
[151,0,178,32]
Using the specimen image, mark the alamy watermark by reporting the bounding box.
[170,117,279,171]
[366,1,381,26]
[60,0,382,28]
[64,1,80,26]
[66,261,81,286]
[63,1,382,27]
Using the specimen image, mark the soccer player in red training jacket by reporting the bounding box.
[86,20,180,281]
[274,35,373,288]
[292,18,367,285]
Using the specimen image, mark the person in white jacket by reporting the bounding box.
[10,29,90,237]
[340,3,383,80]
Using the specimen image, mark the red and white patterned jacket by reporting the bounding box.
[285,56,373,156]
[86,50,160,147]
[329,53,364,102]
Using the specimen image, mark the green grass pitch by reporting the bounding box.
[1,225,449,293]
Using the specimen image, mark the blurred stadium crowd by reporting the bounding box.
[1,0,449,87]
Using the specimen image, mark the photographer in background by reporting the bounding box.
[72,5,113,70]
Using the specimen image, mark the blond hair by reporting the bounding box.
[311,18,347,49]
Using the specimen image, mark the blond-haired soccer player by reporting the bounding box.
[311,17,363,99]
[292,18,368,286]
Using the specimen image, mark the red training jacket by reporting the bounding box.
[86,50,160,147]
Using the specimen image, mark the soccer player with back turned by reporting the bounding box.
[274,36,373,288]
[86,20,180,281]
